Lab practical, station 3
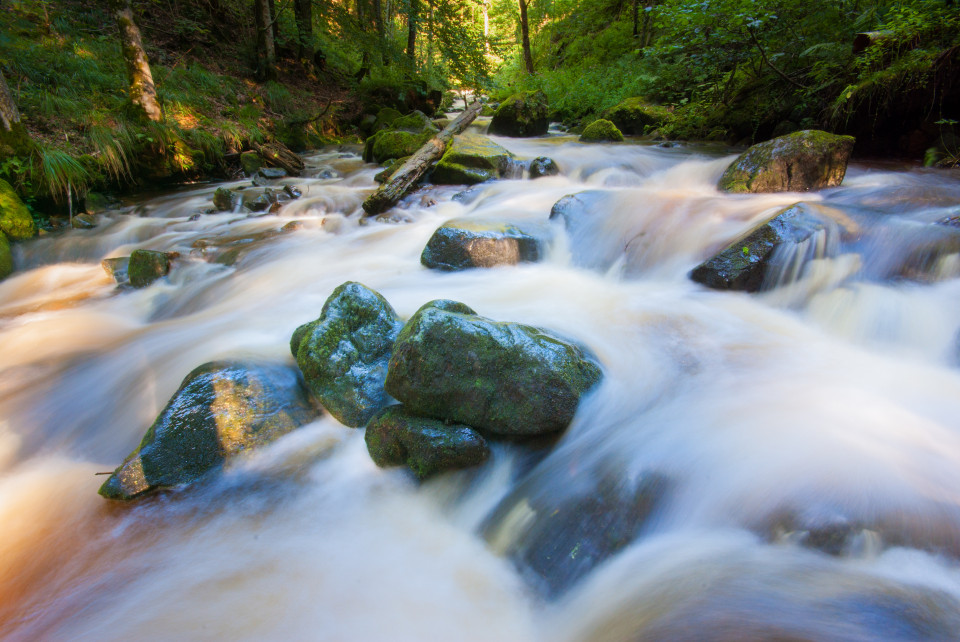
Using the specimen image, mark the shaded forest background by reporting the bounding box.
[0,0,957,212]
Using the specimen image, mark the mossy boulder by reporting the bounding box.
[213,186,239,212]
[579,119,624,143]
[489,90,549,137]
[0,178,37,241]
[718,130,856,193]
[364,405,489,479]
[372,107,403,133]
[480,104,497,117]
[363,110,441,163]
[291,282,404,427]
[601,98,670,135]
[529,157,559,179]
[0,232,12,281]
[240,151,262,176]
[128,249,171,288]
[421,219,546,270]
[385,300,603,437]
[432,133,515,185]
[689,202,835,291]
[98,361,320,500]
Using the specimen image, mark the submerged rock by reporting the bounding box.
[98,361,320,500]
[420,219,546,270]
[432,133,515,185]
[718,130,855,193]
[364,405,489,479]
[483,467,668,597]
[689,202,836,292]
[0,232,12,280]
[385,300,603,436]
[601,97,670,135]
[71,214,97,230]
[0,178,36,240]
[489,90,549,137]
[213,186,239,212]
[579,119,624,143]
[128,249,171,288]
[291,282,404,427]
[529,157,559,179]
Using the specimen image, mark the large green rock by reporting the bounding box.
[213,186,239,212]
[291,282,404,427]
[0,232,12,281]
[579,119,624,143]
[689,202,835,291]
[363,110,440,163]
[421,219,546,270]
[385,300,603,436]
[128,249,171,288]
[432,133,515,185]
[718,130,856,193]
[364,405,489,479]
[371,107,402,133]
[0,178,36,240]
[98,361,320,500]
[489,90,549,137]
[601,97,670,135]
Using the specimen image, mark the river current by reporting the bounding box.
[1,121,960,640]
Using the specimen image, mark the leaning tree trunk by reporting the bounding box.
[406,0,418,60]
[255,0,277,81]
[294,0,313,62]
[0,70,34,159]
[518,0,535,74]
[268,0,280,45]
[110,0,162,122]
[362,100,482,216]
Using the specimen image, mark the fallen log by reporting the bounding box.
[362,100,483,217]
[252,140,305,176]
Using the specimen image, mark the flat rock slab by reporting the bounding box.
[98,361,319,500]
[365,405,489,479]
[385,300,602,437]
[421,219,548,271]
[291,282,403,427]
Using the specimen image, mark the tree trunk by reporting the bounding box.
[0,70,33,159]
[294,0,313,61]
[518,0,535,74]
[255,0,277,81]
[362,101,482,217]
[110,0,162,122]
[632,0,639,37]
[269,0,280,45]
[406,0,418,60]
[373,0,387,65]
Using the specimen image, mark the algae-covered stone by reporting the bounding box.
[0,232,12,280]
[128,249,171,288]
[689,202,834,291]
[579,119,624,143]
[386,301,603,436]
[98,361,320,500]
[391,111,440,135]
[364,405,489,479]
[432,133,515,185]
[421,218,546,270]
[71,214,97,229]
[372,107,403,133]
[0,178,36,240]
[292,282,404,427]
[529,157,559,179]
[213,186,239,211]
[601,97,670,135]
[363,130,434,164]
[241,151,262,176]
[489,90,549,137]
[718,130,856,193]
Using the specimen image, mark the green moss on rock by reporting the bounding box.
[601,98,670,136]
[292,281,404,427]
[420,218,546,270]
[98,361,320,500]
[579,119,624,142]
[364,405,489,479]
[0,178,36,241]
[432,133,514,185]
[128,249,171,288]
[718,130,856,194]
[0,232,12,281]
[385,300,603,437]
[489,90,549,137]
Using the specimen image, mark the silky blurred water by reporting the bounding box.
[1,130,960,640]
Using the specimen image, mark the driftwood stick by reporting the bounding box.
[362,100,483,217]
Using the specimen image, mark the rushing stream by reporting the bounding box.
[2,120,960,640]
